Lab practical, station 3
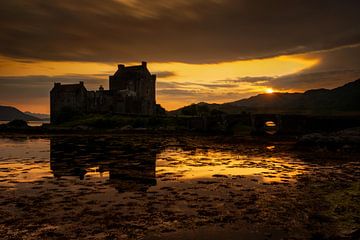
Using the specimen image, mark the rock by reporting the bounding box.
[134,127,147,131]
[2,119,29,129]
[72,125,91,131]
[120,125,133,130]
[297,127,360,151]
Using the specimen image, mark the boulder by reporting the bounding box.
[297,127,360,151]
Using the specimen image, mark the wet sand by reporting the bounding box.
[0,135,359,239]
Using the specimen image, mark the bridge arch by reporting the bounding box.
[251,114,282,135]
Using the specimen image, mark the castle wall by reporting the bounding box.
[50,84,88,123]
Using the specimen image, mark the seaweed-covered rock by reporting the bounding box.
[6,119,29,128]
[5,119,29,129]
[297,127,360,151]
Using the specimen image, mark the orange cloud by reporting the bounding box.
[0,54,319,112]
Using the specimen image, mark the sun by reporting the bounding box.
[265,88,274,94]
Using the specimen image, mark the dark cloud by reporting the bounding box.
[157,81,238,89]
[0,0,359,63]
[269,70,360,90]
[157,89,251,104]
[157,79,255,105]
[0,75,104,86]
[268,45,360,90]
[195,83,238,88]
[155,71,176,78]
[0,75,105,102]
[302,44,360,73]
[217,44,360,90]
[223,76,273,84]
[158,89,199,97]
[218,70,360,91]
[156,81,180,89]
[217,70,360,91]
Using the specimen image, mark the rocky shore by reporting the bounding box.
[297,127,360,152]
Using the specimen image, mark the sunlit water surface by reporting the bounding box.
[0,136,358,239]
[0,137,308,189]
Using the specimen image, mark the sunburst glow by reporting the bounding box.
[266,88,274,94]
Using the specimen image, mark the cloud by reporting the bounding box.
[155,71,176,78]
[157,88,251,103]
[216,69,360,91]
[269,70,360,90]
[157,81,238,89]
[218,44,360,90]
[301,44,360,73]
[268,45,360,90]
[223,76,273,84]
[0,75,105,101]
[158,89,199,97]
[195,83,238,88]
[0,0,359,63]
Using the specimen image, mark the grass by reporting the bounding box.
[56,114,190,130]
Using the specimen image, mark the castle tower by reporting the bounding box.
[108,62,156,114]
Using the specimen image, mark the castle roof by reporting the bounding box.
[124,65,146,71]
[112,62,153,78]
[51,82,87,92]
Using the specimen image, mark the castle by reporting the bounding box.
[50,62,158,123]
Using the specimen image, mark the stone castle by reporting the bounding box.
[50,62,159,123]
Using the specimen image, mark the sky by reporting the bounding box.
[0,0,359,113]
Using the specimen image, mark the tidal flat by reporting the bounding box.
[0,135,359,239]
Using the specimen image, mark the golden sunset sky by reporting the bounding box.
[0,0,359,113]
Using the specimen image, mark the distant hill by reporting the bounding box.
[171,79,360,115]
[0,106,41,121]
[24,112,50,120]
[170,102,242,116]
[228,78,360,114]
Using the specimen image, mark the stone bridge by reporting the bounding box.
[182,113,360,135]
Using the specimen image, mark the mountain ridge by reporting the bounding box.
[24,111,50,120]
[171,79,360,115]
[0,106,41,121]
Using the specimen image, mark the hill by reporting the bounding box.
[228,78,360,114]
[171,79,360,115]
[0,106,41,121]
[24,112,50,120]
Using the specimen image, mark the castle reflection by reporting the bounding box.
[50,137,158,193]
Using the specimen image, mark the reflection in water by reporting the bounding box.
[0,138,51,184]
[157,148,306,182]
[0,136,309,191]
[50,138,157,192]
[264,121,278,135]
[1,137,359,239]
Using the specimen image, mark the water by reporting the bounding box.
[0,137,306,189]
[0,136,358,239]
